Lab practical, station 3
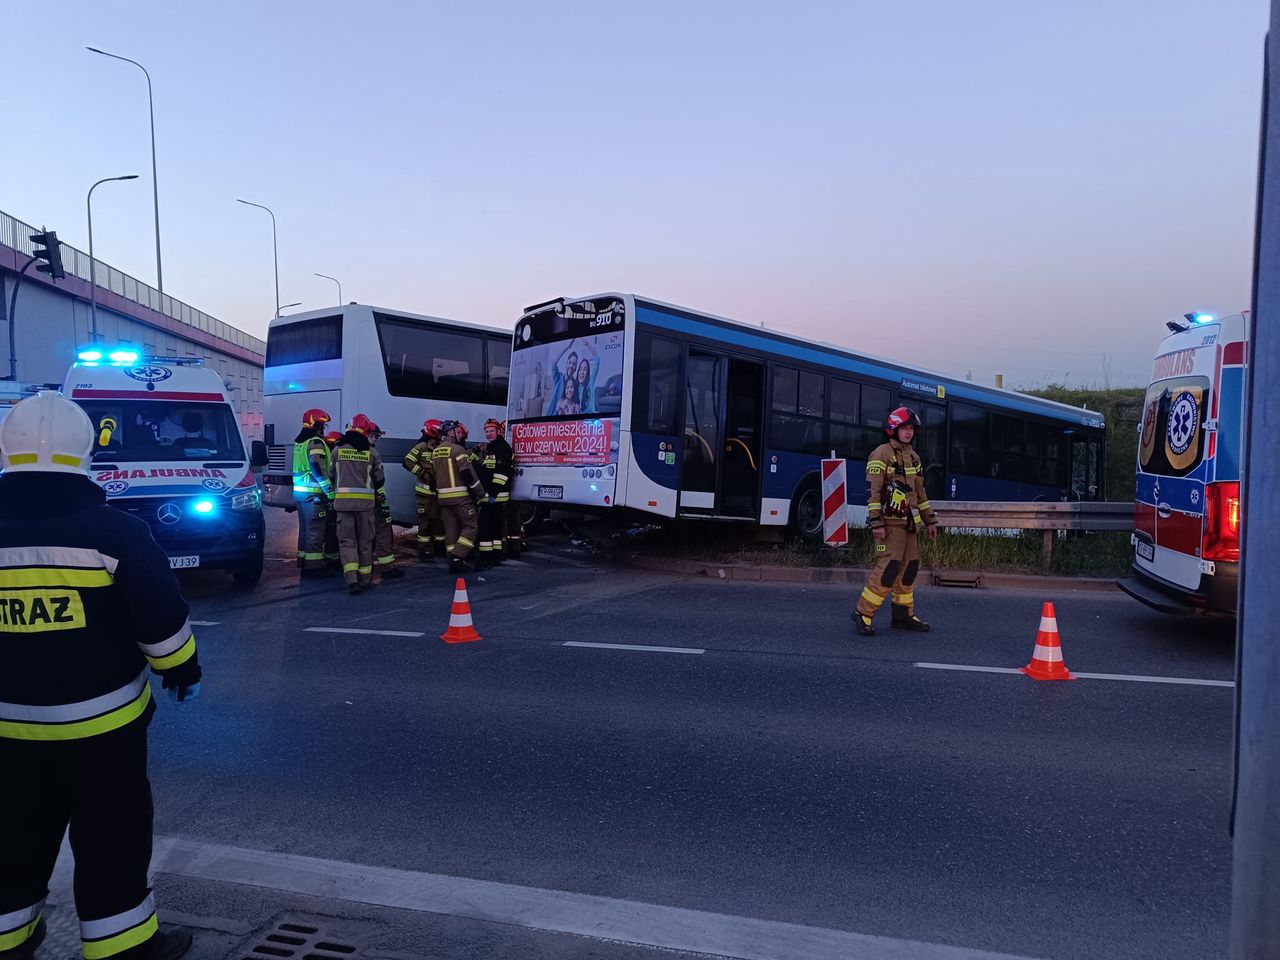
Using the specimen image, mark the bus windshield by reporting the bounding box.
[78,401,246,463]
[510,298,626,421]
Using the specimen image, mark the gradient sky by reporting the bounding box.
[2,0,1268,387]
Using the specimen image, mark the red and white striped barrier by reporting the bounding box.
[821,458,848,546]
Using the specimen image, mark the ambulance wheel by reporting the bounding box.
[791,481,823,543]
[232,549,264,586]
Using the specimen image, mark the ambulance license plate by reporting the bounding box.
[537,485,564,500]
[1135,540,1155,562]
[169,555,201,569]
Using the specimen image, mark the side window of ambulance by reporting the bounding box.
[1139,377,1210,478]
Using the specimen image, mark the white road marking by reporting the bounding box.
[190,620,220,627]
[148,836,1038,960]
[563,641,705,655]
[914,662,1233,687]
[304,627,426,638]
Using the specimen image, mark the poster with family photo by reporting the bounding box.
[510,330,625,421]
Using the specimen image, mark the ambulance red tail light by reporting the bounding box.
[1203,481,1241,562]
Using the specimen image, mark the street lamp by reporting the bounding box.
[236,199,280,318]
[278,302,303,314]
[86,47,164,297]
[313,272,342,305]
[88,175,140,340]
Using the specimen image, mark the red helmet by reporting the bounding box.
[885,406,922,436]
[368,421,385,438]
[302,408,331,429]
[484,417,503,435]
[323,431,342,447]
[423,418,443,439]
[349,413,376,435]
[456,422,469,441]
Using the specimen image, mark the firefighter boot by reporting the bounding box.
[141,926,194,960]
[0,918,45,960]
[852,611,875,636]
[891,604,930,631]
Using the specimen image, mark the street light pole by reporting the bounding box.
[314,272,342,305]
[86,48,163,297]
[87,175,139,341]
[236,199,280,318]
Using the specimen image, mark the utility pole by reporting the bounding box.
[1229,7,1280,957]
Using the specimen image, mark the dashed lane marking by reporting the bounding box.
[563,641,705,655]
[304,627,426,638]
[914,662,1233,687]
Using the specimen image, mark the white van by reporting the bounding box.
[1118,313,1248,616]
[62,349,267,585]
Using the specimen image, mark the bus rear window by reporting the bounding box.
[265,315,342,366]
[1139,377,1210,478]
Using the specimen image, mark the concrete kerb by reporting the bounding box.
[620,552,1119,594]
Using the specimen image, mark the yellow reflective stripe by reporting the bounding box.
[335,492,374,500]
[456,536,474,548]
[867,460,886,468]
[866,502,881,510]
[0,917,41,951]
[82,913,158,960]
[51,454,83,467]
[146,635,196,671]
[893,593,914,604]
[414,485,434,495]
[342,562,359,573]
[0,566,113,588]
[376,556,395,565]
[904,466,921,475]
[357,565,372,575]
[0,684,151,741]
[6,453,38,465]
[860,588,886,607]
[918,500,932,510]
[438,491,471,500]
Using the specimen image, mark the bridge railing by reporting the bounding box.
[0,208,265,357]
[932,500,1135,571]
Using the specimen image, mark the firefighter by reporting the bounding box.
[366,423,403,582]
[854,406,939,636]
[402,419,444,562]
[427,420,483,571]
[474,418,514,569]
[322,431,343,568]
[292,408,334,576]
[0,392,199,960]
[330,414,384,595]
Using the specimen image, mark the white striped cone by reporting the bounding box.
[441,578,481,643]
[1021,601,1074,680]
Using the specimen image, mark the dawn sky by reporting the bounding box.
[2,0,1268,387]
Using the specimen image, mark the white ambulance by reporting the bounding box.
[62,349,267,585]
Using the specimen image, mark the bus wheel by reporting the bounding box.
[791,482,823,543]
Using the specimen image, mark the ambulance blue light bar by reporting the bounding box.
[108,350,139,365]
[77,350,103,362]
[1192,313,1216,325]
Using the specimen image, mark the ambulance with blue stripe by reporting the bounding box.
[61,349,266,585]
[1119,313,1248,616]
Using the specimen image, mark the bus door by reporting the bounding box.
[679,350,765,518]
[680,350,723,515]
[1070,437,1102,501]
[721,358,764,518]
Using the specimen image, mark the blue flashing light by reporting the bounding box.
[192,499,215,515]
[287,382,302,391]
[108,349,139,365]
[78,349,103,362]
[1192,313,1215,325]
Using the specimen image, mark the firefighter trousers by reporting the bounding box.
[374,512,396,571]
[504,501,523,556]
[478,500,505,558]
[336,510,375,586]
[439,498,478,561]
[415,494,444,554]
[0,719,160,959]
[323,508,339,565]
[296,497,329,570]
[856,524,920,619]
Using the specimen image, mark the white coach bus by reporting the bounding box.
[261,305,511,524]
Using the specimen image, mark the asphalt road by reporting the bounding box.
[52,511,1238,959]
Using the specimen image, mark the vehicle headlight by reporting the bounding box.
[231,488,262,510]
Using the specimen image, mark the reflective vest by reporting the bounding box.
[293,435,333,500]
[403,439,437,497]
[431,441,482,502]
[331,440,383,512]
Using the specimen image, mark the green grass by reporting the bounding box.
[631,524,1132,577]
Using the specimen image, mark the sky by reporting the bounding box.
[1,0,1269,388]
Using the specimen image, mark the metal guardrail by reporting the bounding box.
[0,208,265,357]
[932,500,1135,570]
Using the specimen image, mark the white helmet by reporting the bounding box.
[0,391,95,476]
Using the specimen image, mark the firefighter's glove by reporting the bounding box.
[889,488,908,513]
[170,681,201,704]
[160,659,202,704]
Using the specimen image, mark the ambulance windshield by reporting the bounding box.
[77,401,246,463]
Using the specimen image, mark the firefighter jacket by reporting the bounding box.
[403,437,438,497]
[474,437,513,502]
[329,430,384,513]
[865,438,937,531]
[428,439,483,504]
[292,428,333,501]
[0,472,200,741]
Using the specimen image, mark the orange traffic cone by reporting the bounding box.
[1021,601,1075,680]
[441,577,481,644]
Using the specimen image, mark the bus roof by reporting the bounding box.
[524,292,1105,430]
[269,304,511,337]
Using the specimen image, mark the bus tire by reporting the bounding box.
[231,548,264,587]
[790,480,824,543]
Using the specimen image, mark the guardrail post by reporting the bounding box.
[1040,529,1053,571]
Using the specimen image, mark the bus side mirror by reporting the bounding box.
[250,440,269,468]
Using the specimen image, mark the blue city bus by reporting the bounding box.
[507,294,1107,537]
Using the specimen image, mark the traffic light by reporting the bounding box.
[29,229,65,281]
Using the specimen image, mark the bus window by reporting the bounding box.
[486,336,511,405]
[858,385,892,460]
[376,315,486,402]
[919,401,947,501]
[1138,377,1210,478]
[264,315,342,366]
[632,334,681,434]
[829,378,861,459]
[768,365,826,454]
[949,403,990,478]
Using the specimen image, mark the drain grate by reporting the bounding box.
[242,920,361,960]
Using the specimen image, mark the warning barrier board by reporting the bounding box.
[821,458,848,546]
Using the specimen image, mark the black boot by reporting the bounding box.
[348,583,363,596]
[891,605,930,631]
[852,612,875,636]
[143,926,194,960]
[0,918,46,960]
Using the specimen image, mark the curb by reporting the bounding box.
[620,552,1119,594]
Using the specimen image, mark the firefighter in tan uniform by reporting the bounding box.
[854,407,938,635]
[329,414,384,595]
[367,422,403,582]
[426,420,483,572]
[402,418,444,562]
